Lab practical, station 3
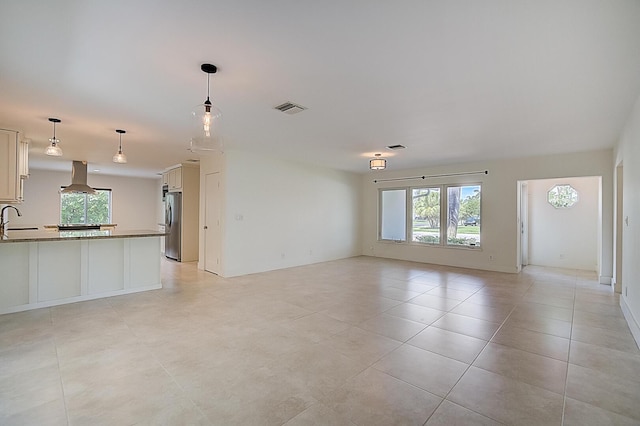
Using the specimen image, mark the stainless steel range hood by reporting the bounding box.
[61,161,96,194]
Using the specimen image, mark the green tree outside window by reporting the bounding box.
[60,189,111,224]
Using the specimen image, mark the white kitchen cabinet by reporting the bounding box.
[165,166,182,191]
[170,167,182,190]
[0,128,28,203]
[19,138,29,178]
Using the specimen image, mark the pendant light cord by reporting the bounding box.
[206,73,211,102]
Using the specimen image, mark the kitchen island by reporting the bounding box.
[0,229,165,314]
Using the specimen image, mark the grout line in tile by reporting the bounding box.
[561,276,578,426]
[50,307,71,426]
[421,279,529,425]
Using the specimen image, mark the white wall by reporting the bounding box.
[199,150,361,277]
[527,177,600,271]
[11,169,161,230]
[361,149,613,281]
[615,91,640,345]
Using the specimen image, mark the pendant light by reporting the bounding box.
[370,153,386,170]
[113,129,127,163]
[46,118,63,156]
[190,63,223,152]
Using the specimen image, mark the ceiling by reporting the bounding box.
[1,1,640,178]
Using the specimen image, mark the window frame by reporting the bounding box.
[410,186,442,245]
[59,187,113,225]
[378,187,408,242]
[547,184,578,209]
[444,183,482,248]
[378,182,482,250]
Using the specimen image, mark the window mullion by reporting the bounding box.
[406,187,412,243]
[440,184,446,245]
[83,194,88,225]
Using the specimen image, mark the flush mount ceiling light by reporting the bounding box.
[370,153,386,170]
[190,63,223,152]
[46,118,63,156]
[113,129,127,163]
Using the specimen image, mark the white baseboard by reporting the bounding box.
[0,283,162,315]
[620,296,640,350]
[600,275,613,285]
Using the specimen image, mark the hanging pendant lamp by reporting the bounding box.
[113,129,127,163]
[46,118,63,156]
[190,63,223,152]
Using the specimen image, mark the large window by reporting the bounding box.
[412,187,440,244]
[60,188,112,224]
[380,189,406,241]
[379,184,481,248]
[447,185,481,247]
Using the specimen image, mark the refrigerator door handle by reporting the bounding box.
[167,204,172,227]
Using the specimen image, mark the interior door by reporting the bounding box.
[521,182,529,267]
[204,172,221,274]
[615,164,623,294]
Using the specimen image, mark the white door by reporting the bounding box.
[521,182,529,267]
[615,164,623,294]
[204,172,221,274]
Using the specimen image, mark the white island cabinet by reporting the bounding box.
[0,229,164,314]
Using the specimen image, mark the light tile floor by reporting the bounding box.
[1,256,639,425]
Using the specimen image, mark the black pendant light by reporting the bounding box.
[113,129,127,163]
[46,118,63,156]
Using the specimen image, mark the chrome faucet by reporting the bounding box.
[0,205,22,236]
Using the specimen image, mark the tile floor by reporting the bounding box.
[1,256,639,425]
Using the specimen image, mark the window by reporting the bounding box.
[60,188,112,224]
[378,183,481,248]
[412,187,440,244]
[380,189,406,241]
[447,185,481,247]
[547,184,578,209]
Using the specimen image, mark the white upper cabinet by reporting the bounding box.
[0,129,28,203]
[164,167,183,191]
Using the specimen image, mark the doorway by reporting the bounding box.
[518,176,602,274]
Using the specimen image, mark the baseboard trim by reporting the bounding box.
[600,275,613,285]
[620,296,640,350]
[0,284,162,316]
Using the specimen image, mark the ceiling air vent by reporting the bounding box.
[274,102,307,115]
[386,144,406,150]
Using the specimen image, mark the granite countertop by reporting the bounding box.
[0,229,167,243]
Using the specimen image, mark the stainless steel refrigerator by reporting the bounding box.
[165,192,182,261]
